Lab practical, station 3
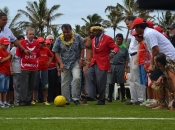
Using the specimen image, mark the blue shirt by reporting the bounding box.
[52,33,85,69]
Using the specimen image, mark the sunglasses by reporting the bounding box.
[49,39,54,41]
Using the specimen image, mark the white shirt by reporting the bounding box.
[0,26,17,52]
[10,47,21,73]
[128,30,139,54]
[143,27,175,60]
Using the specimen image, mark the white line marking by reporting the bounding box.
[0,117,175,120]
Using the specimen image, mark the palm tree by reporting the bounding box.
[45,4,63,35]
[81,13,108,28]
[105,0,154,43]
[51,26,61,38]
[0,6,23,36]
[106,12,125,40]
[18,0,63,37]
[105,0,137,43]
[73,25,88,38]
[155,11,175,33]
[18,0,47,36]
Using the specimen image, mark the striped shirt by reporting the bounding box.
[143,27,175,60]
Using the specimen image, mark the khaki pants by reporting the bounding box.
[129,54,146,102]
[61,64,81,102]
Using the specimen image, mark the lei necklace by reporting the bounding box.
[60,32,75,46]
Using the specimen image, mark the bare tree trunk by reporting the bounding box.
[124,29,130,43]
[113,28,116,41]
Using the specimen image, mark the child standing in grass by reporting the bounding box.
[0,37,12,108]
[32,37,54,105]
[132,32,153,105]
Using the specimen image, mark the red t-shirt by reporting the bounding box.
[138,42,151,69]
[0,48,10,76]
[138,43,147,65]
[48,56,58,68]
[16,39,40,71]
[38,47,54,70]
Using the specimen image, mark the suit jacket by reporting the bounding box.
[89,34,119,70]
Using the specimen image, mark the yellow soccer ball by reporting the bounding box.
[54,95,66,107]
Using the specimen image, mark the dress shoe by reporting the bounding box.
[74,100,80,105]
[19,102,26,106]
[95,102,105,105]
[106,98,112,102]
[66,102,70,105]
[81,94,95,101]
[80,100,87,105]
[125,101,134,105]
[121,99,126,102]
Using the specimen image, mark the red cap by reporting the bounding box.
[146,20,154,28]
[131,31,143,37]
[130,17,145,30]
[154,26,163,33]
[37,37,45,43]
[45,39,52,45]
[0,37,10,45]
[163,33,168,38]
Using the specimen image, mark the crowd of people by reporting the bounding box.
[1,11,175,110]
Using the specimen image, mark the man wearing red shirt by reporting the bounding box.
[32,37,53,105]
[84,24,119,105]
[0,37,12,108]
[16,28,40,106]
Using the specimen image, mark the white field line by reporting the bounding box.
[0,117,175,120]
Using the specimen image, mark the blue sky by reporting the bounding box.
[1,0,162,39]
[1,0,127,38]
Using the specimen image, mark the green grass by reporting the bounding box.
[1,100,175,130]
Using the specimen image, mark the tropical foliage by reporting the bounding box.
[105,0,155,42]
[1,0,175,40]
[0,6,23,36]
[18,0,63,37]
[155,11,175,33]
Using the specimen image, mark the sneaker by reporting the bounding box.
[140,100,151,106]
[4,103,11,108]
[14,103,19,106]
[31,100,36,105]
[74,100,80,105]
[43,101,50,106]
[0,103,5,108]
[146,101,159,108]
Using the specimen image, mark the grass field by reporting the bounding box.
[0,100,175,130]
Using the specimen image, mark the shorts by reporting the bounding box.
[139,65,147,85]
[0,73,10,92]
[110,64,125,83]
[35,70,48,89]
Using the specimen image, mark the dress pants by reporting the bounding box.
[86,64,108,104]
